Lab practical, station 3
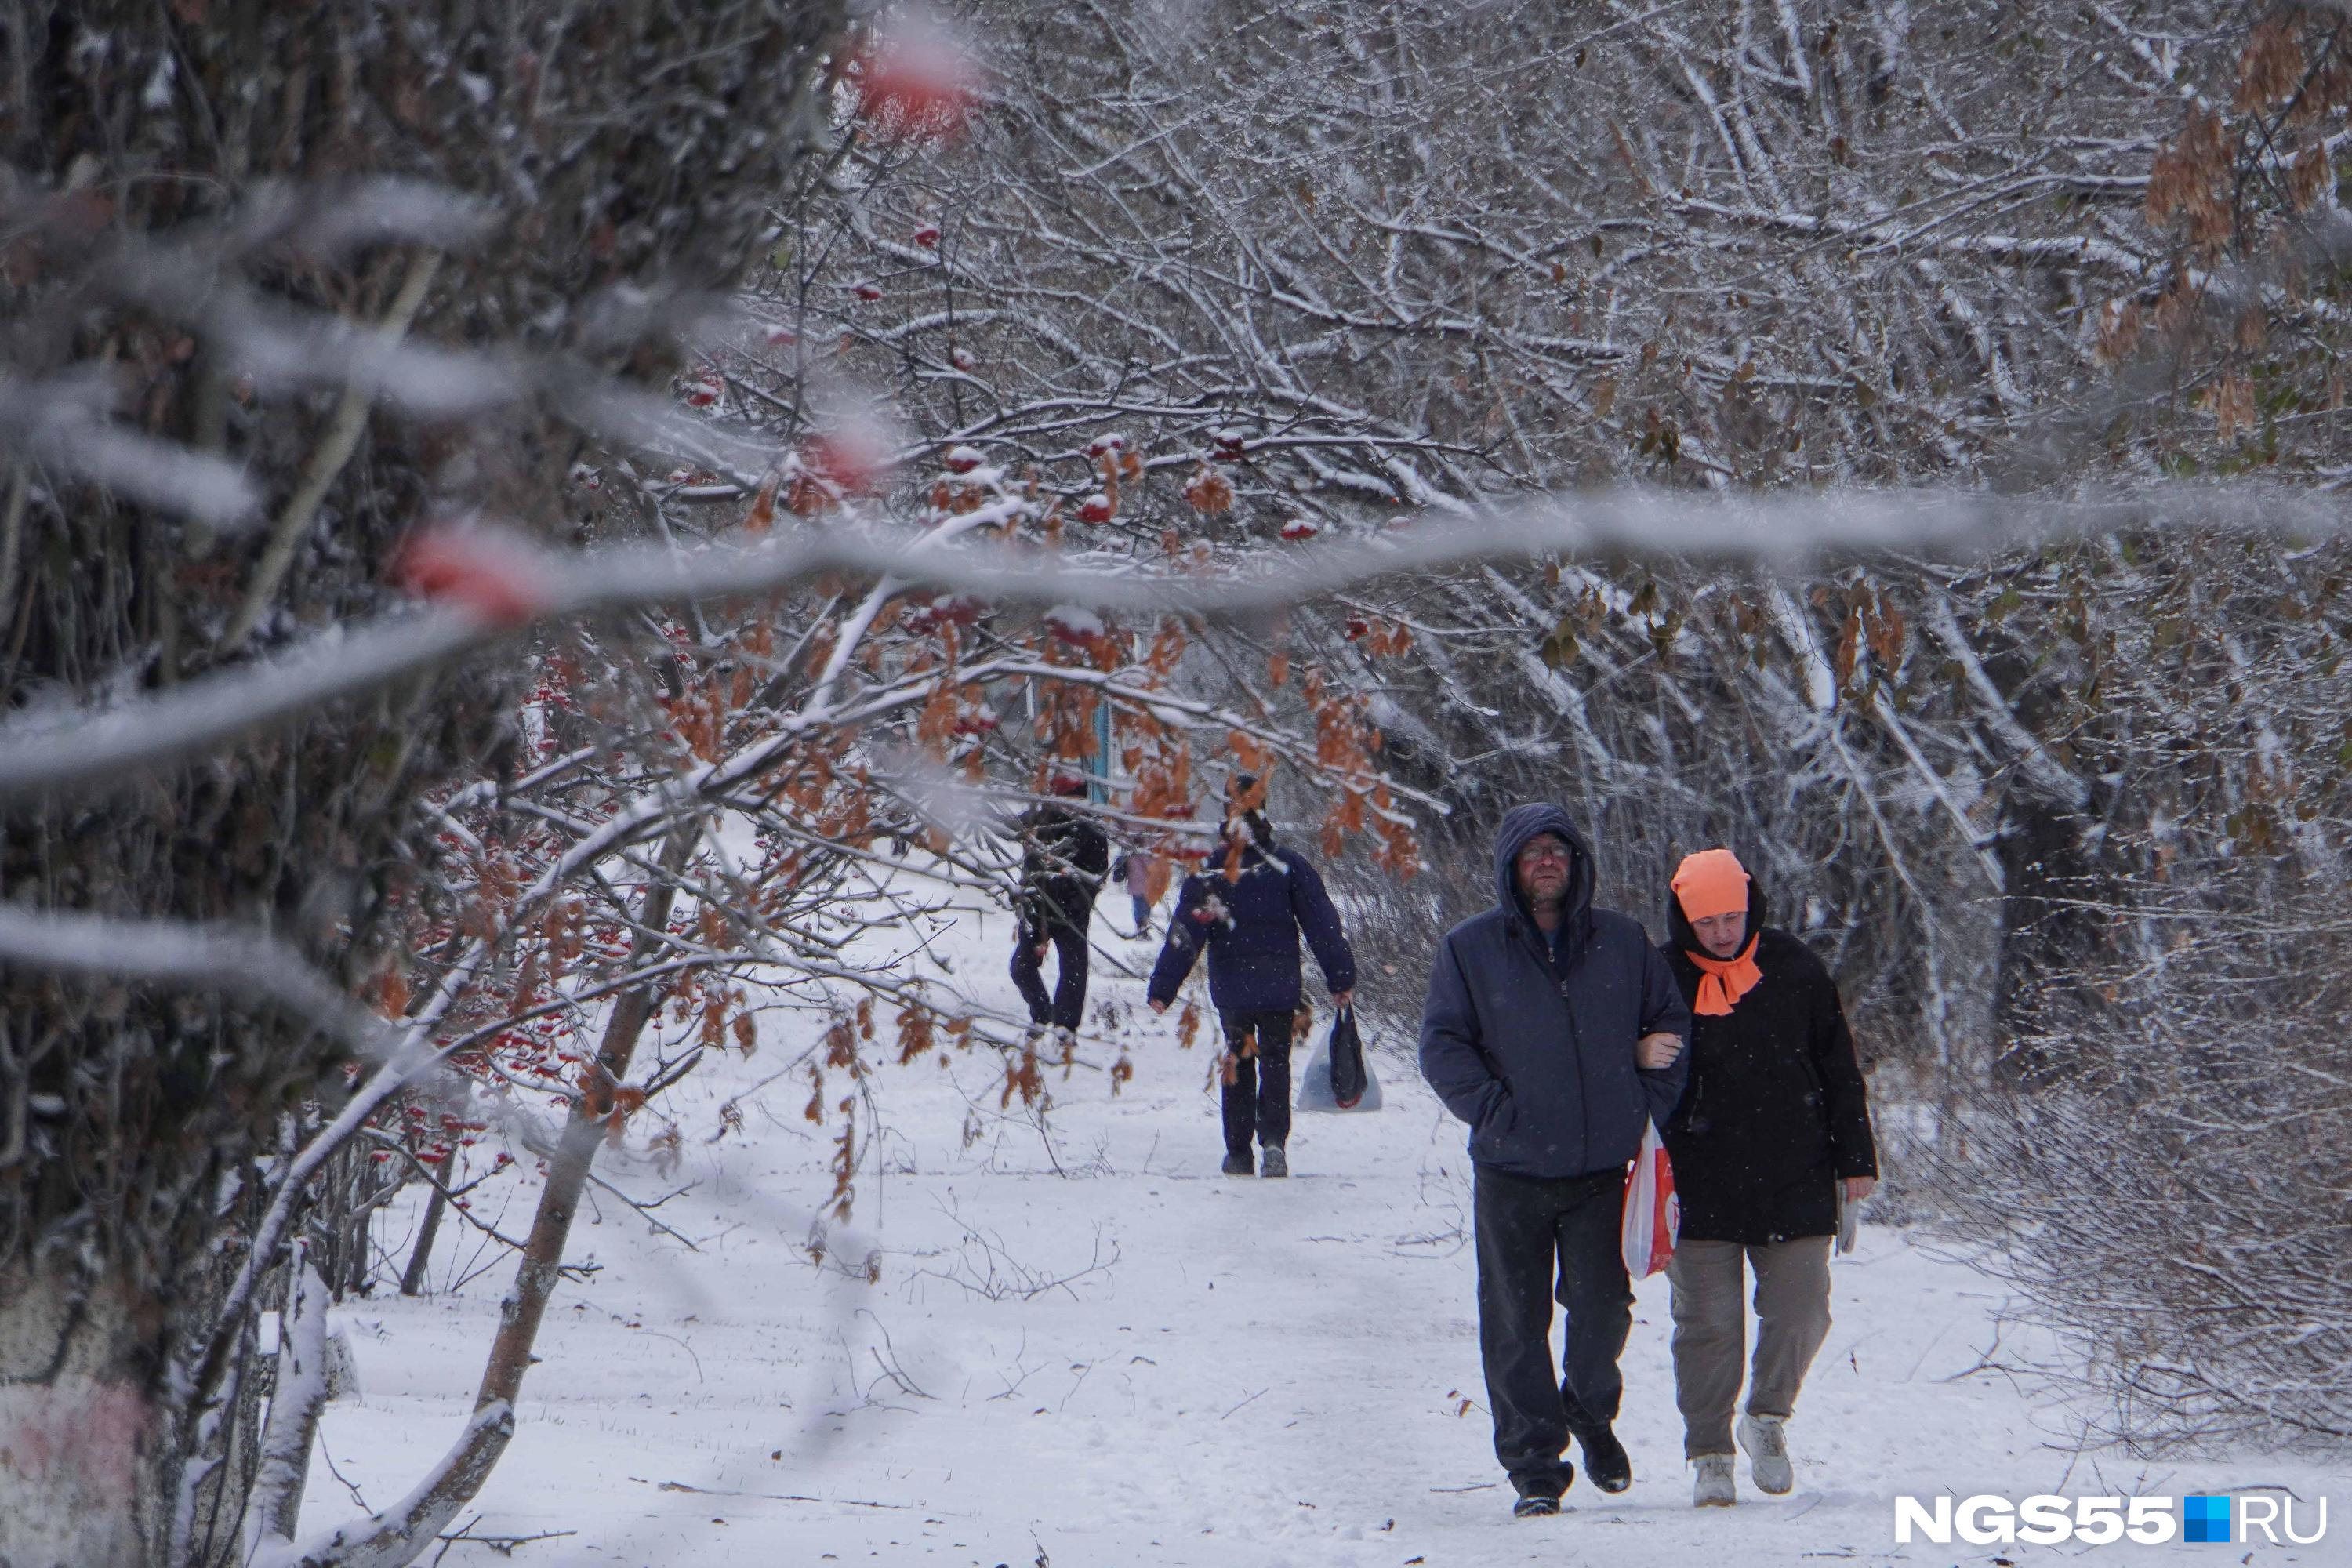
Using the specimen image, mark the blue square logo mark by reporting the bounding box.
[2184,1494,2233,1544]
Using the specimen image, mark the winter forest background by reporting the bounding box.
[3,2,2350,1565]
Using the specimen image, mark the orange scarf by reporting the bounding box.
[1686,935,1762,1016]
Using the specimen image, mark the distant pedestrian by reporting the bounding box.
[1112,846,1156,937]
[1010,775,1108,1044]
[1147,776,1354,1178]
[1418,804,1690,1517]
[1657,848,1878,1508]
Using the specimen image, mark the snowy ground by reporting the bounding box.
[311,887,2343,1568]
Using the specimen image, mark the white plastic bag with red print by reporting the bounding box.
[1620,1119,1679,1278]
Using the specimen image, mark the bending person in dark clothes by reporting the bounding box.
[1010,774,1108,1044]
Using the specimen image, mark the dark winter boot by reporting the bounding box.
[1221,1150,1253,1176]
[1510,1472,1569,1518]
[1259,1144,1288,1178]
[1574,1424,1632,1494]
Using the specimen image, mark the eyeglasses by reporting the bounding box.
[1516,841,1573,866]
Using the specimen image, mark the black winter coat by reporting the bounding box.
[1659,877,1878,1243]
[1015,804,1109,938]
[1419,804,1690,1179]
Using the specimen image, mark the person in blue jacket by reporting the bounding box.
[1418,803,1690,1517]
[1147,777,1355,1178]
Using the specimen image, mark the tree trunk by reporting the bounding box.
[1991,786,2105,1083]
[398,1185,447,1298]
[0,1262,164,1568]
[477,824,702,1412]
[234,826,706,1568]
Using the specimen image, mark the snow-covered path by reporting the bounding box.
[311,897,2341,1568]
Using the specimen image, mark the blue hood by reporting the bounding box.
[1492,803,1596,947]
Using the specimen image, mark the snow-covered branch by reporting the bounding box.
[4,484,2341,802]
[252,1401,514,1568]
[244,1255,334,1553]
[0,908,397,1060]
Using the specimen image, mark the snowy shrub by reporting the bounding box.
[1941,887,2352,1450]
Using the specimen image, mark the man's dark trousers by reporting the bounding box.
[1011,922,1089,1031]
[1219,1009,1295,1155]
[1474,1163,1633,1496]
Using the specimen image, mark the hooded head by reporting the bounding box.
[1492,803,1596,942]
[1224,772,1276,848]
[1667,848,1769,956]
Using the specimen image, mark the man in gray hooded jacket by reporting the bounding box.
[1419,804,1691,1516]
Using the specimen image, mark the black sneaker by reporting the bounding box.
[1220,1151,1252,1176]
[1574,1425,1632,1494]
[1259,1145,1288,1178]
[1511,1494,1561,1519]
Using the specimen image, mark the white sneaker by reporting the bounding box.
[1737,1414,1793,1495]
[1693,1454,1736,1507]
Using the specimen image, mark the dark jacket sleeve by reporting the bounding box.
[1012,817,1046,942]
[1417,934,1507,1130]
[1075,818,1110,880]
[1146,875,1207,1006]
[1284,855,1357,996]
[1633,940,1692,1127]
[1809,960,1878,1178]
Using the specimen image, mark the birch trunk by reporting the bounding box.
[0,1264,160,1568]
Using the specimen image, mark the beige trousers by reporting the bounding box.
[1665,1236,1834,1458]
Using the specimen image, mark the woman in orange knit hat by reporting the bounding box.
[1658,848,1878,1510]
